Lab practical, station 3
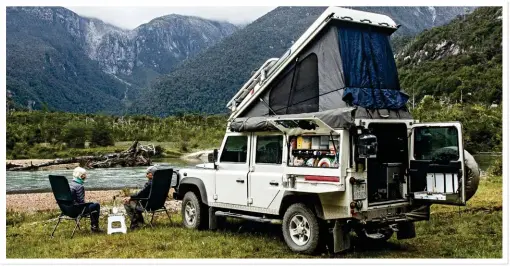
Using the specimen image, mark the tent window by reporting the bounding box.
[288,53,319,114]
[269,53,319,115]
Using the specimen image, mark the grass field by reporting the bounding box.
[6,175,502,258]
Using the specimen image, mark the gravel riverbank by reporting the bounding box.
[6,189,181,214]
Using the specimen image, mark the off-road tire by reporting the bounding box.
[182,191,203,229]
[282,203,321,254]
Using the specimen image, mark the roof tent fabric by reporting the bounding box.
[229,107,356,132]
[338,23,409,109]
[268,53,320,115]
[239,25,345,117]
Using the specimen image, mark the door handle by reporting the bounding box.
[269,181,279,186]
[236,179,245,184]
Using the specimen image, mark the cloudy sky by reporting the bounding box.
[66,6,276,29]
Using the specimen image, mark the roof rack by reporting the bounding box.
[226,58,279,112]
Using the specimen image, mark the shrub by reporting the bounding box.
[487,157,502,177]
[90,122,115,147]
[60,121,89,148]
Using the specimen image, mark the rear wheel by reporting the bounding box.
[282,203,321,254]
[182,191,203,229]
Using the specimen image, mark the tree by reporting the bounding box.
[90,121,115,147]
[60,121,88,148]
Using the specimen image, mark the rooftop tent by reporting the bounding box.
[240,25,347,117]
[338,22,409,109]
[239,22,409,119]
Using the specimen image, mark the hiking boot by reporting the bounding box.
[91,226,103,233]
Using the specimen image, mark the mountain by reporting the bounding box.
[6,7,237,113]
[134,6,475,116]
[396,7,502,105]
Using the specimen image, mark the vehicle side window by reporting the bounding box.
[220,136,248,163]
[255,136,283,164]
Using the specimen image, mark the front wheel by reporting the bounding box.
[182,191,203,229]
[282,203,321,254]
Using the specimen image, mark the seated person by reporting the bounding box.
[69,167,102,232]
[123,166,156,229]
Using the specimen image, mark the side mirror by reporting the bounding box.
[208,149,219,169]
[208,149,219,162]
[358,134,378,159]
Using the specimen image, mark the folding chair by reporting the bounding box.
[48,175,97,238]
[130,168,173,227]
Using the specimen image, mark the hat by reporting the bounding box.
[73,167,87,178]
[146,165,158,175]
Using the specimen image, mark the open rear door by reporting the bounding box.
[409,122,466,205]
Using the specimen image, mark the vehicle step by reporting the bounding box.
[215,211,281,224]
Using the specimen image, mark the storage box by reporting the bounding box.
[426,173,458,193]
[297,136,311,149]
[311,137,320,149]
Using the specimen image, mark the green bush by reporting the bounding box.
[60,121,89,148]
[487,157,502,177]
[90,122,115,147]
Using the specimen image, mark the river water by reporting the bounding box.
[6,158,194,194]
[5,155,499,193]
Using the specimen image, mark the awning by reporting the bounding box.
[229,107,356,132]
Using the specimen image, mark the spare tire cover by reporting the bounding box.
[430,147,480,202]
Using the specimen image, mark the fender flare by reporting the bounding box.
[177,177,208,205]
[279,191,325,219]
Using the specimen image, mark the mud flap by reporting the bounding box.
[333,220,351,253]
[209,207,217,230]
[397,221,416,240]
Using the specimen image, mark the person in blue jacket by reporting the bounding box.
[123,166,156,230]
[69,167,102,232]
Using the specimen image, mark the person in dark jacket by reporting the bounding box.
[123,166,156,229]
[69,167,102,232]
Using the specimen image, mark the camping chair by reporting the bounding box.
[48,175,97,238]
[131,168,173,227]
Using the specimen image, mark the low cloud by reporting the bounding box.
[66,6,276,29]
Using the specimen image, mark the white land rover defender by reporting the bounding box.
[172,7,480,254]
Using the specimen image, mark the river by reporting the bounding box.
[5,158,194,194]
[5,154,499,193]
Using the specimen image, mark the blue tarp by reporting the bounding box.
[338,24,409,109]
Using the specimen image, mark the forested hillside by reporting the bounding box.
[397,7,502,105]
[6,7,237,113]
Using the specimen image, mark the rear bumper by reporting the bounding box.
[358,204,430,224]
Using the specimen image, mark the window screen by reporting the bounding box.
[255,136,283,164]
[269,53,319,115]
[220,136,248,163]
[287,53,319,114]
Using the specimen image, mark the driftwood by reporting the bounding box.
[7,141,157,171]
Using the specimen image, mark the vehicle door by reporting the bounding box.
[408,122,467,205]
[248,133,285,209]
[215,133,251,206]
